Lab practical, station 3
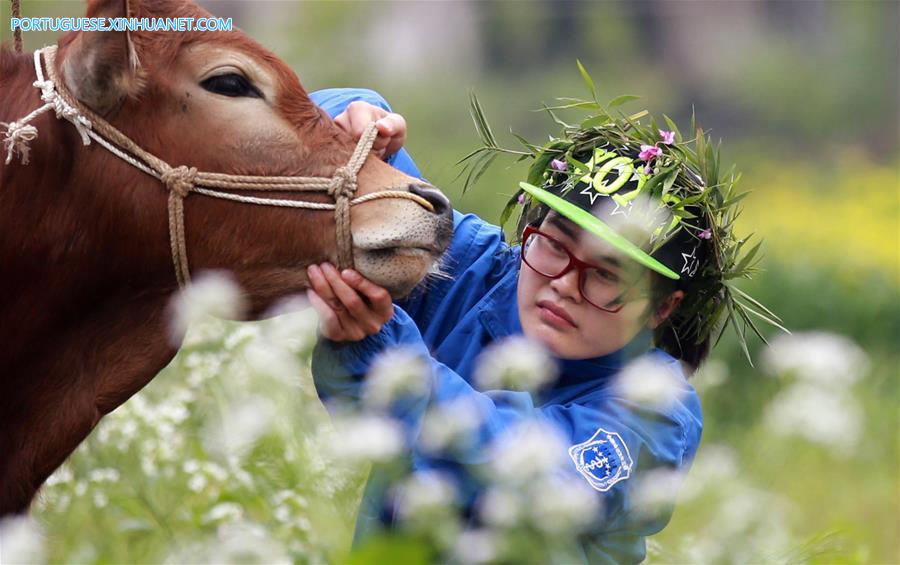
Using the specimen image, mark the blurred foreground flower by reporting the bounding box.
[631,468,687,520]
[166,520,290,564]
[322,414,405,464]
[168,270,246,344]
[487,420,568,483]
[203,395,275,460]
[0,517,45,565]
[764,331,869,386]
[615,356,686,410]
[764,382,863,453]
[474,336,557,392]
[527,475,600,534]
[453,529,498,564]
[418,397,484,454]
[363,347,431,410]
[394,471,458,524]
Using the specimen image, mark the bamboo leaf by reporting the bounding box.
[736,302,770,346]
[727,300,754,366]
[542,101,600,111]
[577,59,598,101]
[735,298,791,334]
[728,284,784,322]
[499,191,523,229]
[733,240,763,274]
[608,94,640,108]
[468,91,497,148]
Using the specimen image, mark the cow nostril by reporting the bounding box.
[408,184,452,217]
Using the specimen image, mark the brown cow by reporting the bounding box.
[0,0,453,515]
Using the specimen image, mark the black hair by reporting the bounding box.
[648,272,712,375]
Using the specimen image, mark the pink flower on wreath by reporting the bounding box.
[659,129,675,145]
[699,228,712,240]
[550,159,567,171]
[639,144,662,162]
[517,193,527,205]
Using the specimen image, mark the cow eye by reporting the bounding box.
[200,73,263,99]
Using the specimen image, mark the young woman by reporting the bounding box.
[305,88,764,562]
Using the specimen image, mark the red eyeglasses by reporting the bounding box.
[521,225,637,313]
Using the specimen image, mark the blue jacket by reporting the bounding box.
[310,88,703,563]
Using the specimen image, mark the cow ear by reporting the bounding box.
[61,0,141,115]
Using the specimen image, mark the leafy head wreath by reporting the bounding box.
[460,62,787,365]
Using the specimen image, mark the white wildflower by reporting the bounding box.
[764,382,863,453]
[206,521,290,564]
[694,359,728,391]
[394,471,457,523]
[263,296,320,353]
[140,455,158,477]
[487,420,568,483]
[453,529,498,564]
[92,492,108,509]
[363,347,430,409]
[614,356,685,411]
[294,516,311,532]
[203,502,244,525]
[630,468,686,519]
[0,517,45,564]
[204,395,275,460]
[274,505,292,524]
[243,341,304,385]
[168,270,246,344]
[418,397,483,454]
[681,444,739,499]
[88,468,120,483]
[187,474,207,493]
[45,465,73,487]
[764,331,869,386]
[478,487,523,528]
[474,336,557,392]
[223,324,261,351]
[527,476,599,533]
[323,414,405,463]
[203,462,228,483]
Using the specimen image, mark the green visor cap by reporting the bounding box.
[518,181,680,280]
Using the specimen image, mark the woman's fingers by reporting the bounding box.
[320,264,383,333]
[341,269,394,321]
[307,264,341,310]
[306,288,344,340]
[307,262,393,340]
[376,114,406,158]
[334,101,406,160]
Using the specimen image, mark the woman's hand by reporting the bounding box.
[306,263,394,342]
[334,101,407,160]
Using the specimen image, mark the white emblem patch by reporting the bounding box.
[568,428,634,492]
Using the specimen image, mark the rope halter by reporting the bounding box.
[2,46,434,288]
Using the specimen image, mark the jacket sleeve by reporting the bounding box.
[308,87,422,179]
[311,307,700,557]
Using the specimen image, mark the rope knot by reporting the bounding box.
[2,120,39,165]
[162,166,198,198]
[327,165,357,200]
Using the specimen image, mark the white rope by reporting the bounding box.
[2,50,93,164]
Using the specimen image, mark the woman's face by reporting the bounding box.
[517,213,676,359]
